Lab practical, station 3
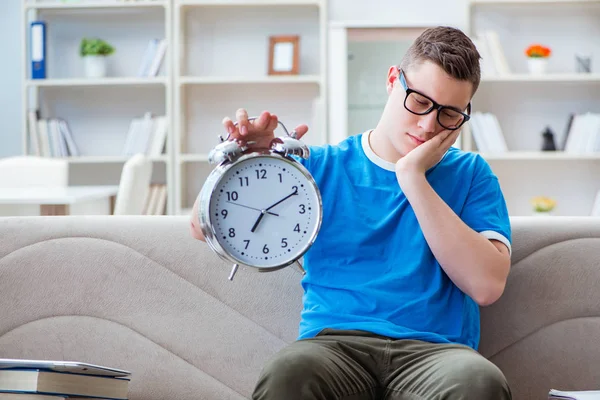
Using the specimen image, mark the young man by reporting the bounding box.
[190,26,512,399]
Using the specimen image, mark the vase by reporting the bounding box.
[527,58,548,75]
[84,55,107,78]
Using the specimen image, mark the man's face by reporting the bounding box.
[381,60,473,159]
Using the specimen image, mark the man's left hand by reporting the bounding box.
[395,129,460,184]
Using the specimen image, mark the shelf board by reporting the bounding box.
[180,154,210,163]
[27,77,168,88]
[25,0,168,10]
[54,155,169,163]
[470,0,600,4]
[481,73,600,83]
[178,0,321,7]
[179,75,322,85]
[477,151,600,161]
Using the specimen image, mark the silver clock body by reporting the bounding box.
[198,149,322,278]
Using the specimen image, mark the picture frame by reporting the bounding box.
[268,35,299,75]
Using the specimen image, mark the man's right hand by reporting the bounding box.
[190,108,309,242]
[223,108,309,149]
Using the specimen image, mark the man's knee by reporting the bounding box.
[252,343,326,400]
[443,354,511,400]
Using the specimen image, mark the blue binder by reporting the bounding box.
[30,21,46,79]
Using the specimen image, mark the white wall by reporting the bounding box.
[0,0,465,159]
[0,0,24,157]
[329,0,467,28]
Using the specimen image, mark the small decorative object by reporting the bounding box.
[530,196,556,216]
[541,126,557,151]
[197,117,322,281]
[575,53,592,73]
[80,38,115,78]
[525,44,551,74]
[268,35,299,75]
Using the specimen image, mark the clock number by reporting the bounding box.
[221,209,228,219]
[229,228,236,238]
[243,239,250,249]
[278,173,283,183]
[292,185,298,194]
[256,169,267,180]
[226,191,238,201]
[239,177,249,187]
[294,224,300,233]
[263,244,269,254]
[299,204,306,214]
[281,238,288,248]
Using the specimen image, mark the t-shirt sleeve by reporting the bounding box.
[460,157,512,255]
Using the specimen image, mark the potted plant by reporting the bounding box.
[530,196,556,216]
[525,44,551,74]
[80,38,115,78]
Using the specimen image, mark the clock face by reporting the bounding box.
[208,155,321,269]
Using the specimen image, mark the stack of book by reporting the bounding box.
[549,389,600,399]
[0,359,130,400]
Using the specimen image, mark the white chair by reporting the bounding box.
[0,156,69,216]
[113,154,153,215]
[0,156,69,188]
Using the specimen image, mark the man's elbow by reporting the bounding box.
[473,280,506,306]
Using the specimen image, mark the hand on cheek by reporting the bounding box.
[396,129,460,182]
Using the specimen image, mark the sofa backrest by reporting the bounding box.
[0,216,598,399]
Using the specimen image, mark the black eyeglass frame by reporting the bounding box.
[398,68,471,131]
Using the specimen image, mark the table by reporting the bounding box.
[0,185,120,215]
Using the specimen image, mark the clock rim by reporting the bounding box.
[198,150,323,271]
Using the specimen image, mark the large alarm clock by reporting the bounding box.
[197,118,322,281]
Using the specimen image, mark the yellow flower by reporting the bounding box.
[530,196,556,212]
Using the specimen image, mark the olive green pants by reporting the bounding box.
[252,329,511,400]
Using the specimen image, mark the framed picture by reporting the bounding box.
[268,35,299,75]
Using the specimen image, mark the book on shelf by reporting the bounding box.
[142,183,167,215]
[137,38,167,78]
[27,110,80,158]
[467,111,508,153]
[549,389,600,399]
[470,29,511,77]
[563,112,600,154]
[123,112,168,157]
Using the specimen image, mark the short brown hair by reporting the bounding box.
[400,26,481,95]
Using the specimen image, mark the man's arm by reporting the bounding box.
[399,173,510,306]
[189,197,205,242]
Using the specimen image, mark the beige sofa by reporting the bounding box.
[0,216,599,399]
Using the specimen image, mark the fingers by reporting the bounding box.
[253,111,272,131]
[293,124,309,139]
[236,108,249,136]
[222,116,236,137]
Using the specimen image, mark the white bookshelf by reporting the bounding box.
[24,1,168,10]
[22,0,174,214]
[465,0,600,216]
[172,0,328,215]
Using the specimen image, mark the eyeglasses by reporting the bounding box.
[397,68,471,131]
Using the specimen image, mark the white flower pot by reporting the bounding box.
[527,58,548,75]
[84,55,107,78]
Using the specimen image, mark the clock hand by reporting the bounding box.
[251,188,298,233]
[250,212,265,233]
[265,188,299,212]
[226,201,278,216]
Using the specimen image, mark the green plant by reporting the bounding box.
[80,38,115,57]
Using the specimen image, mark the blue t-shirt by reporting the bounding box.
[295,131,511,350]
